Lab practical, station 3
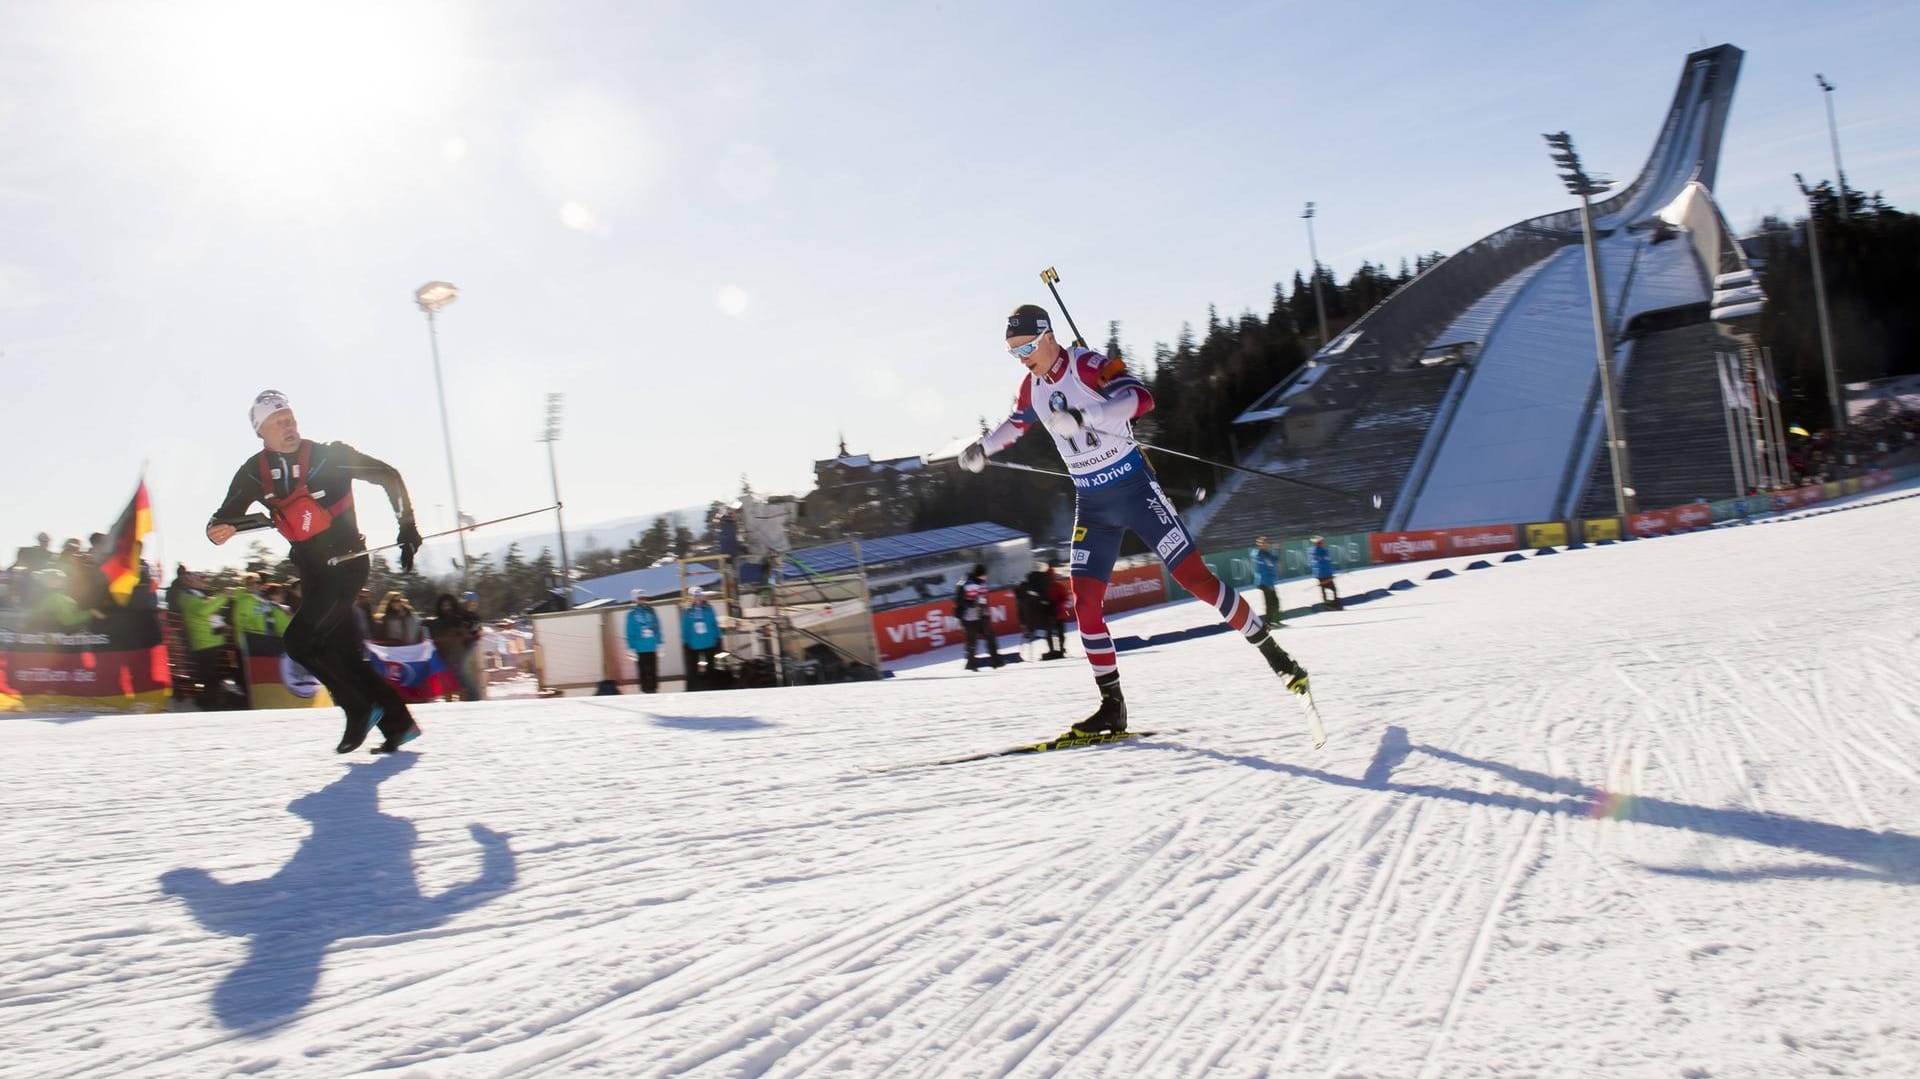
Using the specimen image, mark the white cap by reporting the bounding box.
[631,589,644,602]
[250,389,292,432]
[688,585,705,598]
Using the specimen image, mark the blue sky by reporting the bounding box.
[4,0,1916,574]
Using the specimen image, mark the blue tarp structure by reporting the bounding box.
[768,523,1027,582]
[570,522,1030,600]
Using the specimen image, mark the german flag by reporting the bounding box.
[96,480,153,605]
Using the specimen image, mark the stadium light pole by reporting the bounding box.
[1794,173,1847,434]
[1302,202,1331,351]
[413,280,472,593]
[1815,74,1850,221]
[538,393,574,610]
[1544,132,1636,520]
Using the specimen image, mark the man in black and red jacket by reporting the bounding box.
[206,390,426,754]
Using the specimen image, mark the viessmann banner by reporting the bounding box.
[869,566,1168,664]
[871,588,1022,663]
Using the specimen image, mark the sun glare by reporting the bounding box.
[78,1,471,207]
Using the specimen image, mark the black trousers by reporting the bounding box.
[683,646,716,690]
[285,550,412,740]
[188,647,227,710]
[635,651,659,693]
[1259,584,1282,625]
[963,621,1000,668]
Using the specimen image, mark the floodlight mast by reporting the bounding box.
[1794,173,1846,434]
[413,281,472,590]
[1543,132,1636,521]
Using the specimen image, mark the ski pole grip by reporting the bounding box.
[212,513,273,533]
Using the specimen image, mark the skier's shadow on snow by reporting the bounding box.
[158,754,516,1031]
[1165,726,1920,884]
[651,714,774,732]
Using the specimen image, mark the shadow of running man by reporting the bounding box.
[159,754,516,1030]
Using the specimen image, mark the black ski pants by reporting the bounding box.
[1258,584,1282,625]
[285,549,412,739]
[683,646,716,691]
[635,651,659,694]
[1317,577,1342,610]
[963,620,1000,669]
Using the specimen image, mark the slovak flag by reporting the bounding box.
[363,640,458,703]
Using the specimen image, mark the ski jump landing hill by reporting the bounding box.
[1200,44,1755,551]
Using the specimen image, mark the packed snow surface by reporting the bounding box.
[5,494,1919,1077]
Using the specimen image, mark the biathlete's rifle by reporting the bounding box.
[1039,267,1088,348]
[1039,265,1383,510]
[326,504,562,566]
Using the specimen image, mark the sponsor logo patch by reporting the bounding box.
[1155,529,1189,563]
[1071,458,1135,488]
[1380,536,1440,559]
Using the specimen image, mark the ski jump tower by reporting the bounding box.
[1205,44,1756,547]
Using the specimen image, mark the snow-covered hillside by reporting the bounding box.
[5,493,1918,1077]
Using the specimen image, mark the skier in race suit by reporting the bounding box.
[206,390,426,754]
[959,305,1309,736]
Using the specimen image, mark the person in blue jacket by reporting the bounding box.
[1251,536,1283,628]
[680,586,723,691]
[625,589,663,693]
[1310,536,1343,611]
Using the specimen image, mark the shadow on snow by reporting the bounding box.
[650,714,776,732]
[1160,725,1920,885]
[159,753,517,1031]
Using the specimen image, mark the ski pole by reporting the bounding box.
[326,504,562,566]
[211,513,274,533]
[1087,428,1379,506]
[990,460,1071,479]
[1039,267,1088,348]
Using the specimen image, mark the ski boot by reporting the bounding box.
[1257,637,1310,696]
[335,705,377,754]
[372,721,422,754]
[1067,675,1128,738]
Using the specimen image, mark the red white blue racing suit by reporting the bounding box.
[977,348,1267,679]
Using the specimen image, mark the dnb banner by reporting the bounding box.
[0,609,170,714]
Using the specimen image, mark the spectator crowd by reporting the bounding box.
[5,531,518,711]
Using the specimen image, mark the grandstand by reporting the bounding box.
[1199,44,1756,551]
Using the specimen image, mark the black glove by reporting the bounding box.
[397,518,423,574]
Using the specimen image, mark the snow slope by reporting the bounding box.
[5,494,1919,1077]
